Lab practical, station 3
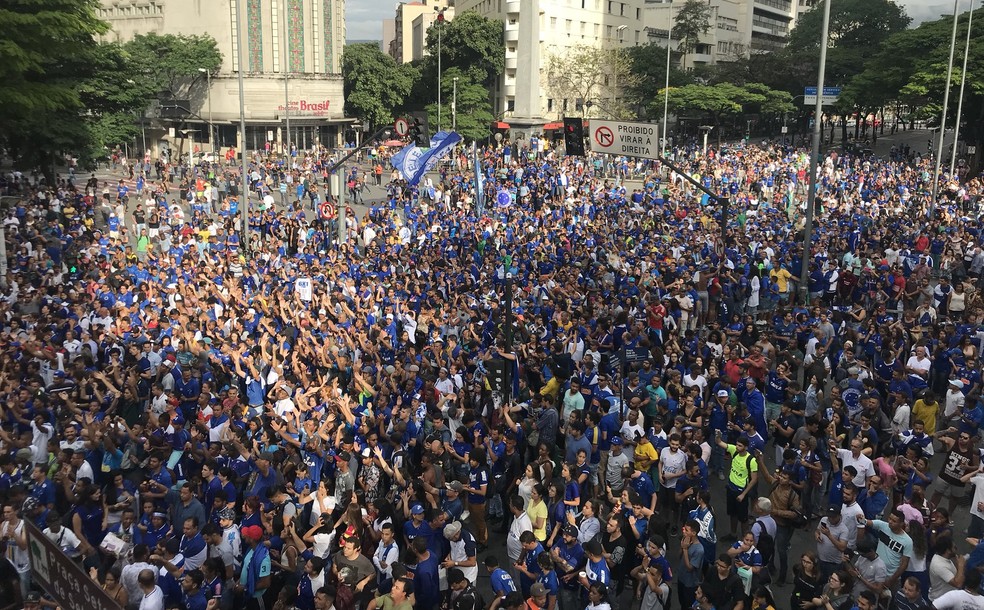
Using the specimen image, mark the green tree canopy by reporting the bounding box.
[674,0,712,57]
[123,33,222,100]
[544,45,638,120]
[782,0,910,95]
[425,11,504,88]
[425,67,494,142]
[343,42,418,129]
[0,0,109,176]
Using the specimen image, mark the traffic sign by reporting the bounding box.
[319,201,336,219]
[394,118,409,137]
[588,119,661,160]
[27,520,123,610]
[804,87,841,106]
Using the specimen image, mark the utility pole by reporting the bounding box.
[435,6,447,133]
[503,273,513,403]
[236,0,249,246]
[198,68,213,152]
[662,1,673,156]
[950,0,976,181]
[282,2,291,167]
[452,77,458,132]
[799,0,831,305]
[931,0,962,220]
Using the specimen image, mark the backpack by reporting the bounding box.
[752,519,775,567]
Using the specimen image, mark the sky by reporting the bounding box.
[344,0,956,41]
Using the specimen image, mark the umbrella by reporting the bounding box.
[382,140,406,147]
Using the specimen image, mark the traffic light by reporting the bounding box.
[563,117,585,156]
[409,111,430,148]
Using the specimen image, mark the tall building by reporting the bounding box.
[390,0,454,64]
[97,0,349,156]
[455,0,647,136]
[643,0,803,69]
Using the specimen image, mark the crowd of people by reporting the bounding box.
[0,132,983,610]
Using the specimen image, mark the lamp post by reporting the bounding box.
[452,76,458,132]
[282,2,291,165]
[235,0,249,244]
[435,6,447,133]
[931,0,962,220]
[662,1,673,156]
[950,0,976,182]
[799,0,831,305]
[198,68,213,152]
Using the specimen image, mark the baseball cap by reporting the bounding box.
[217,507,236,521]
[717,389,729,398]
[241,525,264,542]
[950,379,965,388]
[410,504,425,515]
[825,507,840,517]
[531,583,548,597]
[562,524,579,538]
[610,436,623,446]
[335,450,351,462]
[444,521,462,538]
[446,481,464,493]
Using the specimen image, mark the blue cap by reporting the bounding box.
[411,504,425,515]
[610,436,623,446]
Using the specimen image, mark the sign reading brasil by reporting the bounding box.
[26,520,123,610]
[588,119,661,160]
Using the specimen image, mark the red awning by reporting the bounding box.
[542,122,563,130]
[492,121,510,130]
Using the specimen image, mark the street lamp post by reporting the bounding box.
[662,2,672,156]
[950,0,976,181]
[931,0,962,220]
[452,77,458,132]
[282,2,291,166]
[799,0,831,305]
[235,0,249,244]
[435,6,447,133]
[198,68,213,152]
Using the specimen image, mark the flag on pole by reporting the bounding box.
[398,131,462,185]
[473,142,485,216]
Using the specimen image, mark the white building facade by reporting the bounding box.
[455,0,649,135]
[97,0,350,156]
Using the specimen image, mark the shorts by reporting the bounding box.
[933,477,968,499]
[726,485,750,522]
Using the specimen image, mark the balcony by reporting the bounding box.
[505,55,517,70]
[505,26,519,42]
[506,0,521,15]
[753,0,793,15]
[504,82,516,96]
[691,52,713,64]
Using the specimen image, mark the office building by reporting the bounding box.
[97,0,350,157]
[389,0,454,64]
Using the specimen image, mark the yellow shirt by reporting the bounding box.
[634,441,659,470]
[771,268,792,293]
[726,444,758,490]
[528,499,548,541]
[912,399,939,435]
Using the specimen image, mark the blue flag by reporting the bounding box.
[398,131,462,186]
[473,143,485,216]
[390,143,411,169]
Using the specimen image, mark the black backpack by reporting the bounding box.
[753,519,775,567]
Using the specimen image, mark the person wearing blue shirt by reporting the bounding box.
[484,556,517,605]
[550,523,585,610]
[409,537,440,610]
[30,465,57,508]
[743,377,768,439]
[580,539,611,591]
[515,531,545,597]
[180,569,208,610]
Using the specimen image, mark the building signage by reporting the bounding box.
[276,98,332,116]
[803,87,841,106]
[588,119,661,160]
[27,520,122,610]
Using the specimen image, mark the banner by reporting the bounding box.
[398,131,462,186]
[473,142,485,216]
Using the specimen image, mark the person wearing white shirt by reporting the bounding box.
[836,439,874,488]
[507,496,533,569]
[137,569,163,610]
[372,523,400,587]
[840,485,866,550]
[932,573,984,609]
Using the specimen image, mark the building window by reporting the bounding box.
[565,19,572,31]
[507,100,515,111]
[547,99,554,112]
[620,2,625,16]
[563,99,568,112]
[636,7,641,19]
[550,16,557,27]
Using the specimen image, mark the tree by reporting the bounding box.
[674,0,712,61]
[0,0,108,178]
[625,43,692,119]
[123,33,223,100]
[425,11,504,88]
[425,68,494,142]
[544,45,638,120]
[343,43,418,129]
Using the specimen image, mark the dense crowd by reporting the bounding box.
[1,134,984,610]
